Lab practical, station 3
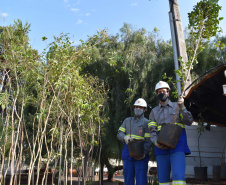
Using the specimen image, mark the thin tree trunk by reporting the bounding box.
[77,105,84,185]
[58,125,63,185]
[69,115,74,185]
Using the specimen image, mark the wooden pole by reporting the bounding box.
[169,0,191,96]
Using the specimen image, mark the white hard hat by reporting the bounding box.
[155,81,170,91]
[134,98,147,108]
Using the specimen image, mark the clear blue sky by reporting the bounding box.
[1,0,226,54]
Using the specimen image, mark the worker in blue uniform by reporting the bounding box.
[148,81,193,185]
[117,98,152,185]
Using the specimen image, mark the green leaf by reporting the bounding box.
[42,36,48,41]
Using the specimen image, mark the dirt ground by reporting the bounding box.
[92,180,123,185]
[61,176,123,185]
[63,176,226,185]
[58,180,122,185]
[68,180,226,185]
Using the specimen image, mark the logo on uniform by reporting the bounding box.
[139,129,143,136]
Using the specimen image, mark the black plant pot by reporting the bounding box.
[221,163,226,180]
[213,165,221,181]
[157,123,183,149]
[194,167,208,181]
[128,140,144,158]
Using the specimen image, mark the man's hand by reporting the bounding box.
[134,154,145,160]
[177,96,186,110]
[124,136,133,144]
[155,141,169,149]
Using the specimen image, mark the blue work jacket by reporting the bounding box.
[117,114,152,160]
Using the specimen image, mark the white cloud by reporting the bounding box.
[85,13,90,16]
[71,8,79,12]
[131,2,138,7]
[1,13,8,18]
[64,0,71,8]
[76,0,81,5]
[77,19,82,24]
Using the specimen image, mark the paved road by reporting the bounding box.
[112,175,124,182]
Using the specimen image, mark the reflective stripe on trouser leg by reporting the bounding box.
[123,160,135,185]
[156,154,170,185]
[134,159,148,185]
[170,152,186,185]
[172,181,186,185]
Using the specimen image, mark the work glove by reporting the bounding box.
[124,136,133,145]
[154,141,169,149]
[134,154,145,160]
[177,96,186,110]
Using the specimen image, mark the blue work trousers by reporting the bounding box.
[123,159,148,185]
[156,152,186,185]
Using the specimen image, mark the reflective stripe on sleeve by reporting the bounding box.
[119,127,125,132]
[148,121,157,127]
[157,125,161,131]
[144,133,150,138]
[175,122,185,128]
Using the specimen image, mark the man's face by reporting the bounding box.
[134,106,146,112]
[157,88,168,95]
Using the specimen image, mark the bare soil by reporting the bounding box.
[59,180,122,185]
[92,180,123,185]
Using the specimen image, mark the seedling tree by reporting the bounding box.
[197,114,206,167]
[164,0,224,96]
